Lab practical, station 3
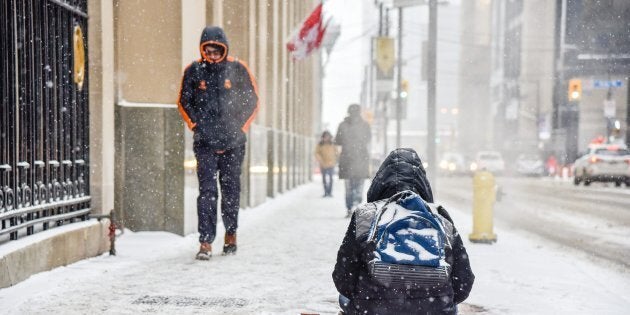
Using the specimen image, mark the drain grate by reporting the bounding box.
[132,295,248,308]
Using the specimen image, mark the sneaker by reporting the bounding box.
[223,233,237,255]
[195,242,212,260]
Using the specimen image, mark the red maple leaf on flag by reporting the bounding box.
[286,3,327,60]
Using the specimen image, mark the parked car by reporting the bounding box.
[438,152,467,176]
[471,151,505,174]
[573,144,630,186]
[515,153,545,176]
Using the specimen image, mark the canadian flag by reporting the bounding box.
[286,3,326,60]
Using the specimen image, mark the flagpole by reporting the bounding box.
[319,50,325,133]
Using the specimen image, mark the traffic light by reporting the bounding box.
[400,79,409,98]
[568,78,582,101]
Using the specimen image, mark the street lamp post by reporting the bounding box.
[390,0,440,186]
[427,0,437,186]
[396,7,403,148]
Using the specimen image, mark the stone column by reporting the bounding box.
[113,0,192,234]
[88,0,115,215]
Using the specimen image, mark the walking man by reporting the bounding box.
[177,26,259,260]
[315,130,338,197]
[335,104,371,217]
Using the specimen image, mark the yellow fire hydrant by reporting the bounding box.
[469,171,498,243]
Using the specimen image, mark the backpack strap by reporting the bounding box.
[354,202,380,241]
[426,202,454,249]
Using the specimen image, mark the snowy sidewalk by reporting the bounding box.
[1,179,630,314]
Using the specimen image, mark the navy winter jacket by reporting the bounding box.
[178,26,259,150]
[333,148,475,314]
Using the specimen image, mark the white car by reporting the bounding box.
[471,151,505,174]
[438,152,467,175]
[515,153,545,176]
[573,144,630,186]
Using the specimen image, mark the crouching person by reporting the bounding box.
[332,148,474,314]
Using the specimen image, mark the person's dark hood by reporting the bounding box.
[343,114,363,124]
[367,148,434,203]
[199,26,229,63]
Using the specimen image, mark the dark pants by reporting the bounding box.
[344,178,364,210]
[321,167,334,196]
[194,143,246,243]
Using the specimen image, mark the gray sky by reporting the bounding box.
[322,0,366,135]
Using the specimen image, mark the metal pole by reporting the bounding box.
[396,7,403,148]
[427,0,437,186]
[378,2,384,35]
[626,80,630,148]
[384,7,390,156]
[534,79,540,144]
[557,0,567,129]
[377,2,387,157]
[318,51,323,133]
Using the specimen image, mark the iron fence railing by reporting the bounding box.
[1,0,90,242]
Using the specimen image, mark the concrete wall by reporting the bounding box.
[0,220,110,289]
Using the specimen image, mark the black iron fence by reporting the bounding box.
[1,0,90,242]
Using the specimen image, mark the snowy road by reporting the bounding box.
[1,178,630,314]
[436,176,630,269]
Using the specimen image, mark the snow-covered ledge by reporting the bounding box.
[0,219,110,289]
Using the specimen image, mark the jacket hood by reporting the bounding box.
[367,148,433,203]
[344,114,363,124]
[199,26,229,63]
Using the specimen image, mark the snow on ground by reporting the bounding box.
[444,201,630,314]
[1,178,630,314]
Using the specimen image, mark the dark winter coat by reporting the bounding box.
[333,148,475,315]
[177,26,259,150]
[335,115,371,179]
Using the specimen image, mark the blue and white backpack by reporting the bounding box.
[366,191,452,289]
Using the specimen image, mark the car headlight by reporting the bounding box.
[439,160,448,169]
[470,162,478,171]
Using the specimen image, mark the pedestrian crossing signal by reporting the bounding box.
[568,79,582,101]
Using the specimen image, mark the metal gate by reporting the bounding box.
[1,0,90,242]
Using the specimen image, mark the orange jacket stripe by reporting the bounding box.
[177,63,196,130]
[199,41,228,63]
[237,59,260,133]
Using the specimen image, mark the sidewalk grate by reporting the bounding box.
[132,295,247,308]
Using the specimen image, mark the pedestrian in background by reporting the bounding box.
[335,104,371,217]
[546,154,558,177]
[177,26,259,260]
[315,131,338,197]
[333,148,474,314]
